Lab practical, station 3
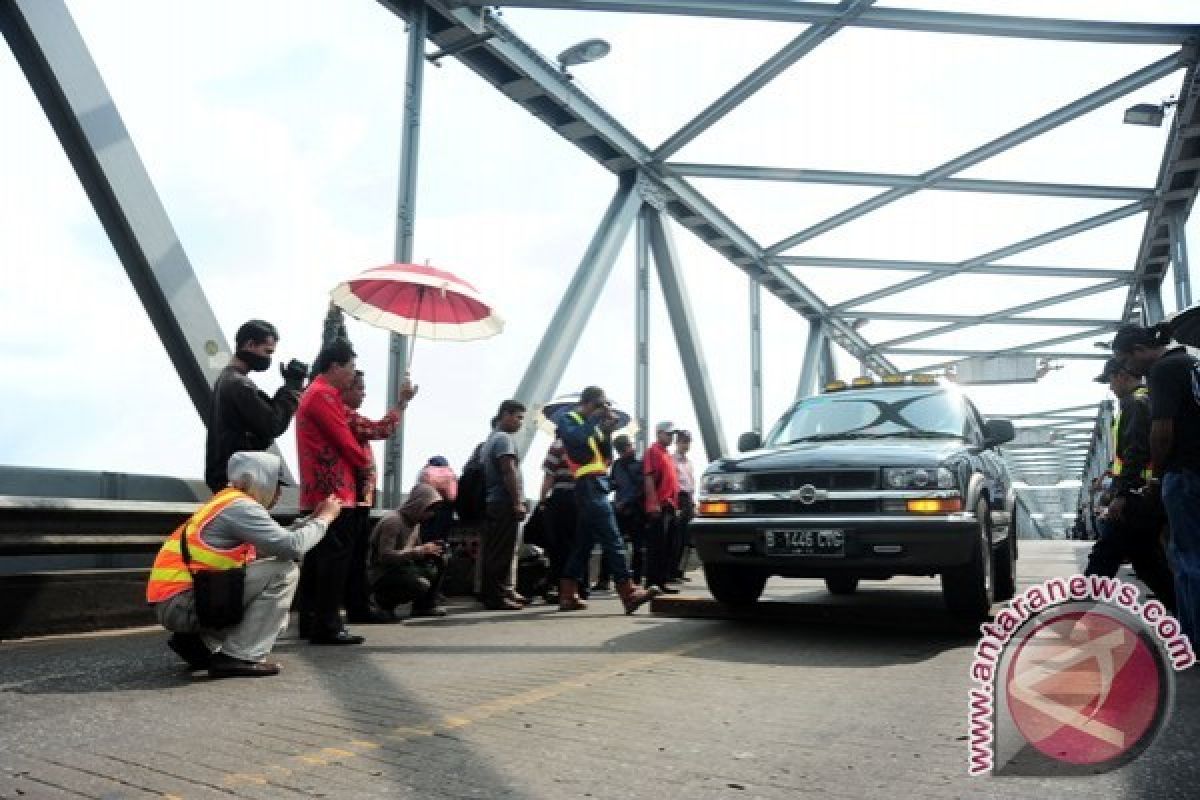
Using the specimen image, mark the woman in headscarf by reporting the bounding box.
[367,483,448,618]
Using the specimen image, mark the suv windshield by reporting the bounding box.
[764,387,967,445]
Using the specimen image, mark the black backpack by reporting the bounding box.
[455,442,487,523]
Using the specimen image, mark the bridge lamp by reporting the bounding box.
[1123,97,1176,128]
[557,38,611,74]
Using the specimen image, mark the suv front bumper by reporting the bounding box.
[690,513,980,578]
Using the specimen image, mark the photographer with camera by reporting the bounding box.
[366,483,448,619]
[148,451,343,678]
[204,319,308,493]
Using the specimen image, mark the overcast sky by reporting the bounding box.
[1,0,1196,499]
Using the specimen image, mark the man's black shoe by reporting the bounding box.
[309,630,366,645]
[167,633,211,670]
[208,652,281,678]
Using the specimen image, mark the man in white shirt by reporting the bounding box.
[672,430,697,582]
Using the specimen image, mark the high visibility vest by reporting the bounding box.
[563,411,611,479]
[1111,387,1153,480]
[145,488,257,604]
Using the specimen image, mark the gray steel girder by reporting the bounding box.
[644,208,728,461]
[463,2,1200,45]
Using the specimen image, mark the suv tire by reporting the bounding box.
[941,499,994,621]
[824,576,859,595]
[705,563,767,606]
[993,531,1017,603]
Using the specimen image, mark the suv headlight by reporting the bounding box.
[702,472,748,494]
[882,467,955,490]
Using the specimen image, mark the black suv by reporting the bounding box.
[691,378,1018,621]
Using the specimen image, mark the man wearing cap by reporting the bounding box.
[672,429,697,583]
[1083,357,1175,609]
[1114,322,1200,640]
[643,421,681,594]
[147,451,342,678]
[554,386,657,613]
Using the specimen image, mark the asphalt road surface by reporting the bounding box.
[1,541,1196,799]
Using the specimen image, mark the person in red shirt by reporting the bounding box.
[295,339,374,645]
[340,369,417,623]
[642,420,681,594]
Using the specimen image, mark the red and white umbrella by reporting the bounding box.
[330,263,504,360]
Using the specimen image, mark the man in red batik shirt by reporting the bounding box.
[295,339,373,645]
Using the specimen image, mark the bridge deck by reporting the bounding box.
[1,542,1195,799]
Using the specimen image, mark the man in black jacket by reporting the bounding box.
[204,320,307,493]
[1084,356,1176,610]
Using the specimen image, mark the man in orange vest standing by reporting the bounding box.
[147,451,342,678]
[555,386,658,613]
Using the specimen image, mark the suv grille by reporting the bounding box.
[749,498,878,515]
[749,470,878,491]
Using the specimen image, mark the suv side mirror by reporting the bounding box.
[738,431,762,452]
[982,419,1015,448]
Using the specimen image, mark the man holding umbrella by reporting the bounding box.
[555,386,657,614]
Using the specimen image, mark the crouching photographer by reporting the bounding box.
[367,484,449,619]
[147,451,342,678]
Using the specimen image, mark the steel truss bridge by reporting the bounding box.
[3,0,1200,538]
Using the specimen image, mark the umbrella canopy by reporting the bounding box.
[536,394,638,438]
[330,263,504,342]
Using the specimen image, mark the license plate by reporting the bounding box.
[764,529,845,556]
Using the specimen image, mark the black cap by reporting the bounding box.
[1110,323,1155,355]
[1094,356,1123,383]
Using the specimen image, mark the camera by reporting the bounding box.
[280,358,309,390]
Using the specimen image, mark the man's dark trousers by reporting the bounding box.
[644,506,677,588]
[1085,493,1176,610]
[298,508,357,636]
[615,506,646,583]
[482,502,520,606]
[545,490,576,588]
[343,505,374,619]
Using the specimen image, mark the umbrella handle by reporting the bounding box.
[406,285,424,369]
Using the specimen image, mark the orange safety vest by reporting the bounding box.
[145,488,257,604]
[563,410,611,479]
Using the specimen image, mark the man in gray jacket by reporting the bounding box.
[150,451,342,678]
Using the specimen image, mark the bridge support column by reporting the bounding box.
[383,2,428,506]
[644,208,728,461]
[750,277,763,434]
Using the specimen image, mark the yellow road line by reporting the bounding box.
[224,634,724,789]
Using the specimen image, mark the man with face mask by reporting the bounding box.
[204,320,309,493]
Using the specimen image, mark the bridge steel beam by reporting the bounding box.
[670,163,1154,201]
[645,207,728,461]
[1170,209,1193,311]
[511,179,641,457]
[1143,282,1167,325]
[654,0,874,159]
[768,51,1184,256]
[749,278,763,434]
[834,200,1150,314]
[467,2,1200,45]
[795,321,825,402]
[0,0,229,424]
[775,256,1133,281]
[636,204,652,453]
[874,278,1131,349]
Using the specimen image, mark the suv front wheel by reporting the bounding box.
[705,563,768,606]
[940,499,995,622]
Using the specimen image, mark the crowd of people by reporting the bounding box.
[1082,322,1200,645]
[145,320,698,679]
